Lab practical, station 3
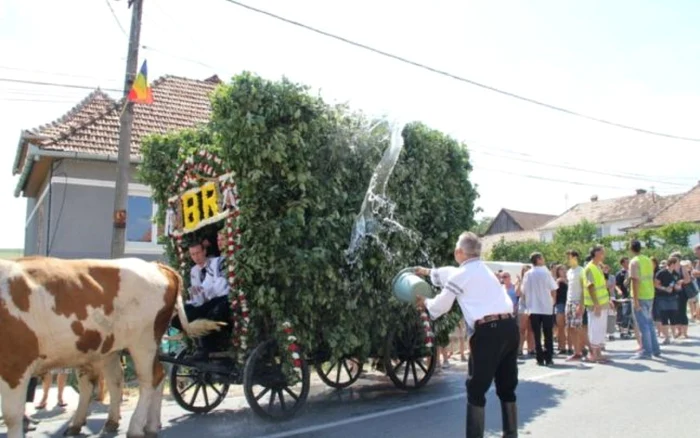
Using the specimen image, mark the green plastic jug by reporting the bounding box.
[392,268,435,303]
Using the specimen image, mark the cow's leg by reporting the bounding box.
[1,373,31,438]
[64,367,98,436]
[102,352,124,434]
[146,357,167,435]
[126,344,159,438]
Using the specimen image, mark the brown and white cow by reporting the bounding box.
[0,256,191,438]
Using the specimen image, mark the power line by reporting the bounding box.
[473,166,680,193]
[0,66,123,84]
[222,0,700,143]
[466,140,697,183]
[104,0,128,37]
[0,98,85,104]
[0,77,122,93]
[469,148,689,187]
[140,45,219,70]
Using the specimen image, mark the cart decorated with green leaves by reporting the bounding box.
[156,151,311,420]
[140,73,476,420]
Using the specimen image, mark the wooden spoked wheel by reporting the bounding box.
[169,348,230,414]
[315,357,363,389]
[243,339,310,420]
[383,316,437,390]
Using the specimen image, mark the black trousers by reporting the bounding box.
[26,377,38,402]
[677,294,689,326]
[171,295,230,350]
[529,314,554,363]
[466,317,519,407]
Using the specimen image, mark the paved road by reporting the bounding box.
[10,324,700,437]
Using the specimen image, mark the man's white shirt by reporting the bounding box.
[522,266,557,315]
[424,259,514,330]
[188,256,229,306]
[566,266,584,304]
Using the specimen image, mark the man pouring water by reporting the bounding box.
[414,231,519,438]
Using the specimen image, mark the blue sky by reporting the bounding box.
[1,0,699,249]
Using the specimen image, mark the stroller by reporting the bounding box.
[615,298,635,339]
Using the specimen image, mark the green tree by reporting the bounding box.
[552,220,598,246]
[488,220,698,272]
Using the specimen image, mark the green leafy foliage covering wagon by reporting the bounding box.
[140,72,477,419]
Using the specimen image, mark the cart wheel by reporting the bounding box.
[244,339,310,421]
[315,357,363,389]
[169,348,229,414]
[383,316,437,391]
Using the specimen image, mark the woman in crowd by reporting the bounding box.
[671,253,691,338]
[516,265,534,356]
[554,265,569,355]
[36,369,68,410]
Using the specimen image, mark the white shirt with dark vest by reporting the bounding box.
[188,256,229,307]
[424,258,514,331]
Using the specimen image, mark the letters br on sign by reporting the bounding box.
[178,181,227,233]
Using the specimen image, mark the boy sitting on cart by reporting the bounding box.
[171,231,231,360]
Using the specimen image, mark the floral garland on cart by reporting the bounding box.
[164,149,300,371]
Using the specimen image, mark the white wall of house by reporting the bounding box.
[540,229,554,243]
[690,232,700,248]
[539,218,641,245]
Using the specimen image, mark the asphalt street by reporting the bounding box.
[8,324,700,438]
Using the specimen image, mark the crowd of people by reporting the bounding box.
[416,234,700,437]
[506,242,700,364]
[434,242,700,368]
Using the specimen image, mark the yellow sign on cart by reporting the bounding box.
[180,181,221,232]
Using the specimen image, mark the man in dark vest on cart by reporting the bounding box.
[171,232,231,360]
[415,231,519,438]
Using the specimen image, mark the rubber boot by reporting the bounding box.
[466,403,485,438]
[501,402,518,437]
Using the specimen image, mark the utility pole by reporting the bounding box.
[110,0,144,259]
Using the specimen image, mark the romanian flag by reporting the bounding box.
[128,60,154,104]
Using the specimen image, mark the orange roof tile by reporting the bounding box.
[648,184,700,226]
[28,89,117,140]
[41,75,220,156]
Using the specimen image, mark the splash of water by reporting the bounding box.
[346,121,425,265]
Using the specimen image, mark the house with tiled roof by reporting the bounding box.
[479,209,557,257]
[12,74,221,259]
[629,182,700,247]
[483,208,557,236]
[538,189,685,244]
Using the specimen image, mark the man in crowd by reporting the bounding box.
[523,252,558,366]
[615,257,639,343]
[415,232,519,438]
[171,232,231,359]
[584,245,612,363]
[565,250,585,361]
[628,240,660,359]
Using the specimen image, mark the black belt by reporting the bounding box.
[475,313,514,326]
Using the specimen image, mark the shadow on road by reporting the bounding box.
[606,360,666,373]
[656,356,700,370]
[661,348,699,357]
[485,380,564,434]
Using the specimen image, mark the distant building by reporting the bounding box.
[631,182,700,247]
[538,189,684,244]
[11,75,221,260]
[484,208,557,236]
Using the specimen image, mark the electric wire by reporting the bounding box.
[221,0,700,143]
